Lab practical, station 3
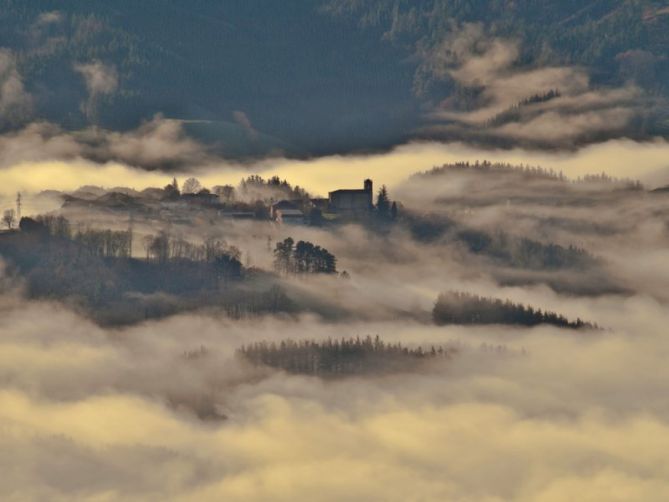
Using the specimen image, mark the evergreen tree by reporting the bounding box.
[376,185,390,220]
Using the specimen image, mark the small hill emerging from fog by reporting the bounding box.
[238,336,456,377]
[415,161,644,190]
[433,291,596,330]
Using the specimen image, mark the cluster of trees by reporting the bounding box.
[212,184,236,202]
[16,214,244,285]
[273,237,337,274]
[164,175,310,203]
[576,173,644,190]
[21,216,133,259]
[238,336,454,377]
[22,215,245,268]
[75,228,133,258]
[28,215,72,238]
[239,175,311,203]
[163,177,219,200]
[433,291,596,329]
[140,232,243,280]
[141,232,240,262]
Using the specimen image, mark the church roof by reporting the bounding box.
[329,189,368,195]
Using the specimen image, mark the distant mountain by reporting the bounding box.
[0,0,667,158]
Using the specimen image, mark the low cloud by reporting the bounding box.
[0,49,33,128]
[74,61,119,121]
[3,130,669,498]
[233,111,259,140]
[2,9,669,500]
[35,11,64,27]
[2,289,669,500]
[81,114,209,169]
[494,107,637,143]
[418,24,663,147]
[0,115,210,182]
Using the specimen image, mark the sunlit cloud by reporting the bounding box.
[3,139,669,201]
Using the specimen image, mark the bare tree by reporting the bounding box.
[149,231,171,262]
[142,235,154,260]
[213,184,235,202]
[182,177,202,194]
[2,209,15,229]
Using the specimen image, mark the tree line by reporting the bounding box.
[20,215,133,258]
[166,174,311,203]
[21,215,243,271]
[238,336,455,377]
[419,161,567,181]
[239,174,311,202]
[417,161,643,188]
[433,291,596,329]
[486,90,562,128]
[141,231,240,262]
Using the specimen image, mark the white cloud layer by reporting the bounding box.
[1,290,669,500]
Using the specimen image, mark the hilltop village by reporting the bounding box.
[0,161,631,328]
[0,175,400,324]
[2,175,399,229]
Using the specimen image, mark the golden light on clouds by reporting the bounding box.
[2,2,669,499]
[2,139,669,199]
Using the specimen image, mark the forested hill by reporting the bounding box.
[327,0,669,89]
[1,0,668,156]
[0,0,416,156]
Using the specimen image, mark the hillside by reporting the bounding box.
[0,0,667,156]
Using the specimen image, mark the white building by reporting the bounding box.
[275,208,304,224]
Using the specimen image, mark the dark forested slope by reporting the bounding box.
[0,0,667,156]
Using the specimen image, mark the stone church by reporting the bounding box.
[328,179,373,215]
